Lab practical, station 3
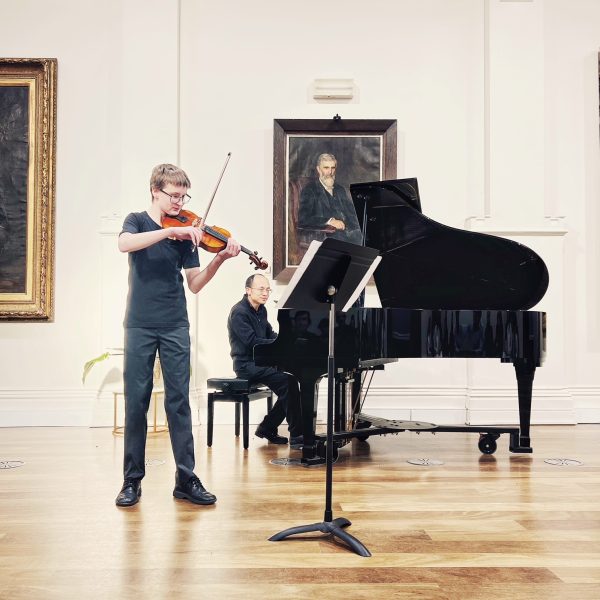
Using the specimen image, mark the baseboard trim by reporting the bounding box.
[0,390,95,427]
[0,385,598,426]
[571,386,600,423]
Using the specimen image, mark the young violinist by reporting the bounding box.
[115,163,240,507]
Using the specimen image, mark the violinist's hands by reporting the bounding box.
[329,218,346,231]
[170,225,203,247]
[218,237,241,260]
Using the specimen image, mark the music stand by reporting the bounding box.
[270,238,381,557]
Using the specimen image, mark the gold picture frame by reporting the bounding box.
[0,58,57,321]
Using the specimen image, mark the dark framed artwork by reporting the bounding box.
[0,58,57,320]
[273,118,397,280]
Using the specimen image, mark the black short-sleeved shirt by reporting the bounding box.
[121,211,200,328]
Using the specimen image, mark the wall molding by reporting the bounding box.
[351,385,578,425]
[464,216,568,236]
[571,386,600,423]
[0,390,96,427]
[99,213,123,235]
[0,385,597,427]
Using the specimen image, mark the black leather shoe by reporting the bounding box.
[115,479,141,507]
[173,475,217,505]
[255,425,288,444]
[290,435,304,449]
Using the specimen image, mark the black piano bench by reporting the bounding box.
[206,378,273,449]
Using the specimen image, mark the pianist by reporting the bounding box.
[227,274,303,446]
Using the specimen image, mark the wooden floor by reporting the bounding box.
[0,424,599,599]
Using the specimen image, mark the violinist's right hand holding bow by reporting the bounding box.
[168,223,204,246]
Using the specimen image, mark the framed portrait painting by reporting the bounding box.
[0,58,57,321]
[273,118,397,280]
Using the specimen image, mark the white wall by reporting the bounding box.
[0,0,181,424]
[543,0,600,422]
[181,0,486,426]
[0,0,598,427]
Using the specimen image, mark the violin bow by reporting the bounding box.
[201,152,232,225]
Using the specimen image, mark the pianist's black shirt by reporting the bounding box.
[227,295,277,373]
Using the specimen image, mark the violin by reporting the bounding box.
[162,209,268,271]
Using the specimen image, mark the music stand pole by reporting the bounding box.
[269,284,371,557]
[324,286,336,523]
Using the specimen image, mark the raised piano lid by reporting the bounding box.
[350,178,549,310]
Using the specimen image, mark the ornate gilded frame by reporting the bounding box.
[0,58,57,320]
[273,118,397,280]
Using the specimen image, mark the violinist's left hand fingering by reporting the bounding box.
[218,237,241,260]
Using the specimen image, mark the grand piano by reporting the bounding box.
[255,178,548,463]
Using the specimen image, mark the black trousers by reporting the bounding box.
[123,327,195,482]
[235,363,302,437]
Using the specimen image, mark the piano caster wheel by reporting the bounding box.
[478,434,498,455]
[355,420,371,441]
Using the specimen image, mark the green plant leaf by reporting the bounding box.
[82,352,111,384]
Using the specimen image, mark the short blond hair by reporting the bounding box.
[150,164,191,191]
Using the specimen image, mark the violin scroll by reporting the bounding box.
[249,252,268,271]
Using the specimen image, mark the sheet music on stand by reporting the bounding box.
[278,238,381,312]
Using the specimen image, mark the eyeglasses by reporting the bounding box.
[160,189,191,205]
[251,287,272,294]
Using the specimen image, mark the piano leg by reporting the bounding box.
[334,372,355,442]
[296,371,355,464]
[511,359,536,453]
[334,374,343,433]
[297,371,324,463]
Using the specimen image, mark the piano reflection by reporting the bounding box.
[255,179,548,463]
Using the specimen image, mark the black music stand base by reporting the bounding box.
[269,517,371,557]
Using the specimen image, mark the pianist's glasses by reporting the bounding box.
[160,189,191,205]
[251,287,272,294]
